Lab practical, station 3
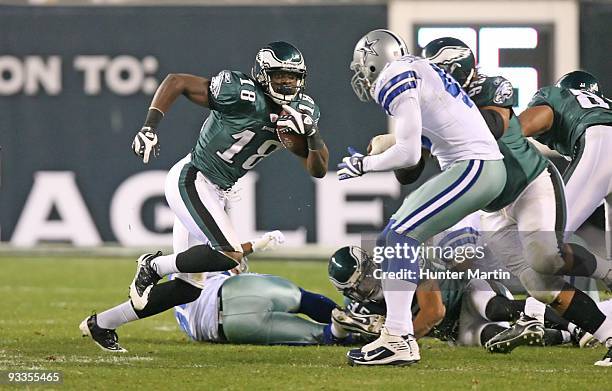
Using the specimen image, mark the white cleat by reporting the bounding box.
[346,327,420,366]
[594,339,612,367]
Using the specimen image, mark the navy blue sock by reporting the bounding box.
[298,288,337,323]
[381,230,421,286]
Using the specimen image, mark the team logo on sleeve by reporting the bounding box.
[210,71,229,98]
[493,80,514,104]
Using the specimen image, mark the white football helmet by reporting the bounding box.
[350,29,408,102]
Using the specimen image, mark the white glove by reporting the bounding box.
[132,126,160,164]
[277,104,318,137]
[250,230,285,252]
[337,147,365,181]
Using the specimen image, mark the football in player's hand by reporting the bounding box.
[368,133,396,155]
[276,112,309,158]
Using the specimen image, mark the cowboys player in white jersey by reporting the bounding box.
[174,271,354,345]
[337,29,506,366]
[423,39,612,366]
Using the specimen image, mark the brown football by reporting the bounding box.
[276,114,309,158]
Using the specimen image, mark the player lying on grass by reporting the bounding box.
[173,271,354,345]
[80,231,348,352]
[81,41,328,353]
[328,240,596,351]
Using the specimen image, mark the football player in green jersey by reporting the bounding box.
[327,240,585,349]
[424,39,612,366]
[520,71,612,262]
[80,42,329,352]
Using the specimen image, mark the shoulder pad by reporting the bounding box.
[209,70,233,99]
[527,86,555,108]
[373,61,418,102]
[468,74,488,89]
[491,76,514,105]
[467,74,514,107]
[208,70,258,113]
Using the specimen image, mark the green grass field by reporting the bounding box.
[1,256,610,390]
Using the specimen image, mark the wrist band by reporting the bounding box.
[149,106,165,116]
[307,131,325,151]
[144,107,164,129]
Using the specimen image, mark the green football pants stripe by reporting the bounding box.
[220,274,325,345]
[178,162,232,251]
[546,162,567,249]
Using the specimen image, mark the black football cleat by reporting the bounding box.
[485,314,544,353]
[79,314,127,353]
[129,251,163,310]
[595,339,612,367]
[571,326,599,348]
[332,307,384,337]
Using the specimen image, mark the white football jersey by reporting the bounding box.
[174,273,229,342]
[373,56,502,169]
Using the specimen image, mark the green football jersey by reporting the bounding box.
[528,86,612,158]
[422,256,467,314]
[467,74,548,211]
[191,70,321,190]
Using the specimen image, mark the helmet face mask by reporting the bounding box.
[350,29,408,102]
[252,41,307,105]
[349,61,373,102]
[328,246,383,303]
[422,37,476,88]
[556,70,602,97]
[268,71,300,97]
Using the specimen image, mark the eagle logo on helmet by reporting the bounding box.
[358,37,379,62]
[427,46,472,66]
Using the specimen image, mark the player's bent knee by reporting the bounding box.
[134,279,202,318]
[523,289,558,305]
[529,253,564,275]
[175,278,203,303]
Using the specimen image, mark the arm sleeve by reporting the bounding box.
[362,96,422,172]
[394,156,425,185]
[479,108,505,139]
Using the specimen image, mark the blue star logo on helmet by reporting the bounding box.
[358,37,379,62]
